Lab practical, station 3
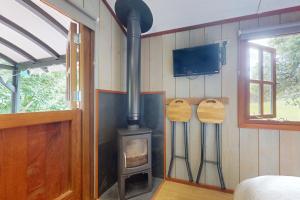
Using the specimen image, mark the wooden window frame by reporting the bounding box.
[238,40,300,131]
[247,42,276,119]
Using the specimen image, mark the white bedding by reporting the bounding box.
[234,176,300,200]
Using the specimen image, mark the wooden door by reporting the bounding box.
[0,110,82,200]
[66,23,95,200]
[0,23,95,200]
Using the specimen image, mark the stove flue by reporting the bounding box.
[115,0,153,128]
[115,0,153,199]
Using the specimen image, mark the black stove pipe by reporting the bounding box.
[126,9,141,126]
[115,0,153,128]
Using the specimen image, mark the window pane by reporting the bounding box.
[249,48,260,80]
[263,84,273,115]
[263,51,272,81]
[250,83,261,116]
[20,67,68,112]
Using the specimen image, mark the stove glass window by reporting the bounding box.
[125,138,148,168]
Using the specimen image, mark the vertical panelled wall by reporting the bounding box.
[96,0,127,91]
[140,11,300,190]
[66,0,127,90]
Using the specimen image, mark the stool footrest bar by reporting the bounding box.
[175,155,186,159]
[204,160,218,165]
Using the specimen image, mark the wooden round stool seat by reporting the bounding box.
[197,99,225,124]
[167,99,192,122]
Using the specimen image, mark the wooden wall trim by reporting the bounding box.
[0,110,80,130]
[95,90,100,198]
[166,97,229,105]
[95,89,166,95]
[96,89,127,94]
[79,24,95,200]
[239,122,300,131]
[101,0,300,38]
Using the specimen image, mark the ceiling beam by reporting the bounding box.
[41,0,96,30]
[0,76,15,93]
[0,37,37,62]
[16,0,68,37]
[0,15,60,58]
[0,52,17,66]
[17,54,66,70]
[0,64,15,70]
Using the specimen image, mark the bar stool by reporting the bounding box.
[166,99,193,182]
[195,99,226,189]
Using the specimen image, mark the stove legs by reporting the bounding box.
[118,169,152,200]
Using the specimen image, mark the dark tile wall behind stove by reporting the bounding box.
[97,92,165,196]
[141,94,165,179]
[98,92,127,195]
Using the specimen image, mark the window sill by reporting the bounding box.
[239,119,300,131]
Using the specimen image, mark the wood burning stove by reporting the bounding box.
[114,0,153,199]
[118,128,152,199]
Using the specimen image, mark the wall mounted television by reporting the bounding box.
[173,43,221,77]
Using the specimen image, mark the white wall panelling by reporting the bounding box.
[259,129,280,175]
[220,22,240,189]
[98,0,126,91]
[140,11,300,190]
[174,31,190,181]
[189,28,205,184]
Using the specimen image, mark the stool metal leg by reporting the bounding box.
[184,122,193,182]
[216,124,226,189]
[167,121,175,177]
[196,123,206,183]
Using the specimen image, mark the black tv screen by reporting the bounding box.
[173,43,220,77]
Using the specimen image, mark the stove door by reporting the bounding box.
[125,138,148,168]
[119,133,151,174]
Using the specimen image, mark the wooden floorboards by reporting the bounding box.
[152,181,233,200]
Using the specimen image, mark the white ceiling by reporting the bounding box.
[106,0,300,34]
[0,0,72,64]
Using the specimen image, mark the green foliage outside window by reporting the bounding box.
[270,35,300,108]
[250,34,300,121]
[0,69,12,114]
[20,70,68,112]
[0,68,68,114]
